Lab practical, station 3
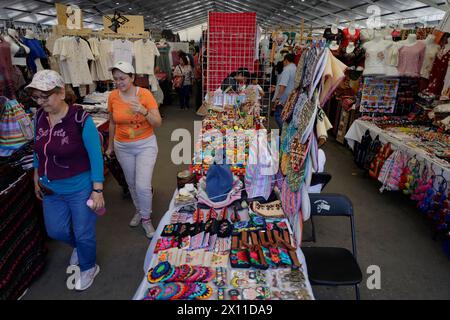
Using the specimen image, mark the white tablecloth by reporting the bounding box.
[132,190,315,300]
[345,120,450,181]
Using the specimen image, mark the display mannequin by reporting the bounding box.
[348,21,356,36]
[342,21,360,48]
[363,31,392,76]
[4,28,30,66]
[24,29,35,39]
[331,20,339,35]
[66,5,82,30]
[329,40,339,51]
[346,41,356,54]
[420,35,440,79]
[402,34,418,46]
[323,20,343,47]
[360,28,375,43]
[22,29,46,72]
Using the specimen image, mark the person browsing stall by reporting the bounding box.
[273,53,297,129]
[29,70,104,292]
[173,54,194,109]
[105,61,162,239]
[221,67,251,93]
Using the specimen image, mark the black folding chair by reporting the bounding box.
[305,173,332,243]
[302,193,363,300]
[311,172,332,191]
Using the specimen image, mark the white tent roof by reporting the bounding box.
[0,0,447,32]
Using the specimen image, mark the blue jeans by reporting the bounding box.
[43,188,97,272]
[274,104,284,130]
[179,85,192,108]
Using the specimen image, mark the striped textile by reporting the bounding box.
[0,171,47,300]
[0,100,33,157]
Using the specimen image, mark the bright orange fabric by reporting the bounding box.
[108,88,158,143]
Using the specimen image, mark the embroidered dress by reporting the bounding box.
[425,48,450,96]
[420,43,440,79]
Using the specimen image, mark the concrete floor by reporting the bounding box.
[23,104,450,300]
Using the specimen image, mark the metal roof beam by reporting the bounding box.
[158,6,212,25]
[323,0,371,18]
[293,0,351,22]
[260,0,322,26]
[412,0,447,11]
[221,0,323,27]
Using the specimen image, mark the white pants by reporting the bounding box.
[114,135,158,219]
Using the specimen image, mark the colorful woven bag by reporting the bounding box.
[0,100,33,157]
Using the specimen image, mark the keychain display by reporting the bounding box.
[230,270,267,288]
[242,287,271,300]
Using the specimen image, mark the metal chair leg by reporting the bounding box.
[355,284,361,301]
[311,216,316,243]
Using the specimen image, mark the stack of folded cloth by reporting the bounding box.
[175,184,197,206]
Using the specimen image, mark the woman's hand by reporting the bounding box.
[34,169,43,201]
[130,101,147,116]
[105,146,114,158]
[34,183,43,201]
[90,191,105,212]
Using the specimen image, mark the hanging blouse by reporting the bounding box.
[320,49,348,106]
[60,37,94,87]
[397,42,426,78]
[420,44,440,79]
[53,37,73,84]
[338,45,365,68]
[112,39,133,65]
[364,40,397,76]
[134,40,160,75]
[0,40,15,98]
[425,48,450,96]
[294,48,308,88]
[342,28,361,48]
[4,36,28,66]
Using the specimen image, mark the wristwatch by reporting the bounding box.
[93,189,103,194]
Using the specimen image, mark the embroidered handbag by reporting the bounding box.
[172,65,185,89]
[251,200,285,218]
